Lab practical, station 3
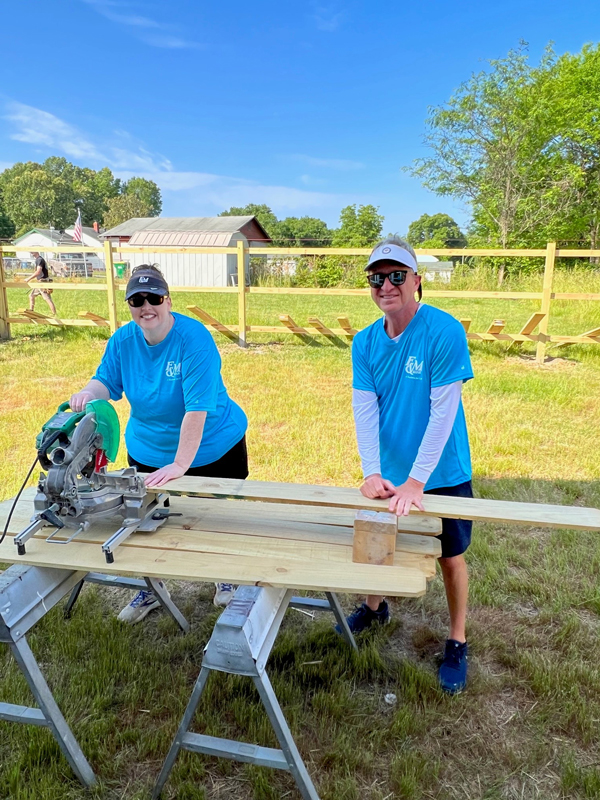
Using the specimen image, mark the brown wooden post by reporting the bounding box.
[237,239,247,347]
[536,242,556,364]
[104,240,118,334]
[0,248,11,340]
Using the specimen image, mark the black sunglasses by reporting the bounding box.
[127,293,167,308]
[367,270,409,288]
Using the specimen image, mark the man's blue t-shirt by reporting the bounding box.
[352,304,473,491]
[94,312,247,468]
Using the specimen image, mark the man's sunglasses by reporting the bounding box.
[367,270,409,288]
[127,293,167,308]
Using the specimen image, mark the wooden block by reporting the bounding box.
[336,316,357,339]
[187,305,240,343]
[460,319,471,333]
[487,319,506,334]
[519,312,545,335]
[353,510,397,565]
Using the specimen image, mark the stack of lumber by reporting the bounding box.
[1,477,598,598]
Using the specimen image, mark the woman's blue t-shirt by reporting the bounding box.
[93,312,247,468]
[352,304,474,491]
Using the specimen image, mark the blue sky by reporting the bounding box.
[1,0,599,234]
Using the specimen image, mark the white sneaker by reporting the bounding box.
[213,582,235,607]
[117,586,164,624]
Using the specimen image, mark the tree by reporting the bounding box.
[409,43,578,281]
[332,204,383,246]
[276,216,332,246]
[220,204,279,239]
[122,177,161,217]
[3,165,75,234]
[407,213,466,248]
[104,193,155,229]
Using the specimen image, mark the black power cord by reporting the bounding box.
[0,456,40,546]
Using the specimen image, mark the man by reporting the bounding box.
[25,252,57,315]
[346,235,474,694]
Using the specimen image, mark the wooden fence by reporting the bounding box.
[1,241,599,363]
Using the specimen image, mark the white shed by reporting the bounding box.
[102,216,271,287]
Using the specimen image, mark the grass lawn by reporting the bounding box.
[0,284,599,799]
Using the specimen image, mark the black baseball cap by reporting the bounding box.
[125,269,169,301]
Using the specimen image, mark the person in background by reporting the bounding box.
[26,252,57,315]
[70,264,247,622]
[346,235,474,694]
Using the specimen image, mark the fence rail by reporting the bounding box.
[1,242,599,362]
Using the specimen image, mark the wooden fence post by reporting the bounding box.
[0,249,11,340]
[536,241,556,364]
[104,241,118,334]
[237,240,247,347]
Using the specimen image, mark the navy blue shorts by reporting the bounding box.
[424,480,473,558]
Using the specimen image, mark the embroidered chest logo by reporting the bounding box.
[405,355,423,377]
[165,361,181,379]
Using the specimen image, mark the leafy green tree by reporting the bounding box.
[407,213,466,248]
[332,204,383,246]
[3,165,75,234]
[220,204,279,239]
[122,177,161,217]
[104,193,156,229]
[276,216,332,246]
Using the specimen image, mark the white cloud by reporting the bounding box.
[290,153,364,170]
[312,4,344,31]
[81,0,200,49]
[3,102,359,223]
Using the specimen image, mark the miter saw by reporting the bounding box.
[14,400,176,563]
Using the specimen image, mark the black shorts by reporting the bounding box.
[127,436,249,480]
[424,480,473,558]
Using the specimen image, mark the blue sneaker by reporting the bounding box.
[438,639,468,694]
[335,601,390,635]
[117,588,162,624]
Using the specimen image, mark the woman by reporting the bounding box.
[70,264,247,622]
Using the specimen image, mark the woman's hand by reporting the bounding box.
[69,390,96,412]
[360,473,397,499]
[144,462,187,488]
[388,477,425,516]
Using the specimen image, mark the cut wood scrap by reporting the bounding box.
[16,308,65,326]
[460,319,471,332]
[337,315,357,339]
[187,305,239,343]
[279,314,314,343]
[519,312,546,335]
[353,510,397,565]
[78,311,109,326]
[487,319,506,334]
[143,475,600,532]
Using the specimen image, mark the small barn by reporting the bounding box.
[102,216,271,287]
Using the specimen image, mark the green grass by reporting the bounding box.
[0,283,599,799]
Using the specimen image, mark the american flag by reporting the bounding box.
[72,209,83,243]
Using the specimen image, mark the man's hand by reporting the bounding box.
[69,390,96,412]
[144,462,187,488]
[388,477,425,516]
[360,473,397,499]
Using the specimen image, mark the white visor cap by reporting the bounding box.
[366,243,418,273]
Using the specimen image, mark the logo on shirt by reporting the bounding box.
[405,355,423,378]
[165,361,181,379]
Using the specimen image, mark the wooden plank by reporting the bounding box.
[519,312,546,335]
[279,314,313,343]
[187,305,240,343]
[353,511,397,565]
[486,319,506,335]
[16,309,65,327]
[78,311,109,326]
[146,476,600,532]
[8,317,123,328]
[0,535,427,598]
[552,293,600,301]
[5,282,108,290]
[308,317,336,339]
[336,316,357,339]
[460,319,471,333]
[537,242,556,363]
[555,326,600,349]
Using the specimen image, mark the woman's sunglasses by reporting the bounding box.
[127,293,167,308]
[367,270,409,289]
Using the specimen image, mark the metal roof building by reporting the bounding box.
[102,216,271,287]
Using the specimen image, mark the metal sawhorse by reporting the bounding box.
[0,564,96,787]
[154,585,357,800]
[0,564,190,787]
